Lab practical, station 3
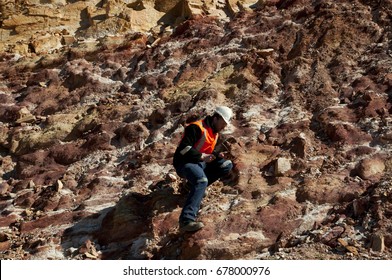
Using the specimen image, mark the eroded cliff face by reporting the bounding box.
[0,0,261,55]
[1,0,392,260]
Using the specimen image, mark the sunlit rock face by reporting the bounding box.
[0,0,262,55]
[1,0,392,260]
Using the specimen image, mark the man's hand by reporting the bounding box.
[201,153,216,163]
[218,152,229,159]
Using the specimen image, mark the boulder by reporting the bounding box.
[355,157,385,180]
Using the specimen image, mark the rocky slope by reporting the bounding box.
[1,0,392,260]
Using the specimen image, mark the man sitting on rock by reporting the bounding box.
[173,106,234,232]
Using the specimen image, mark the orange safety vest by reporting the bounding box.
[189,120,218,154]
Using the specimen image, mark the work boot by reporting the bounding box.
[179,220,204,232]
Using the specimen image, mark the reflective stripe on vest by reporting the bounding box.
[189,120,218,154]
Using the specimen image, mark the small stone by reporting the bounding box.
[28,180,36,189]
[258,133,266,142]
[370,233,385,252]
[166,173,177,182]
[85,252,98,259]
[62,35,76,45]
[16,107,36,124]
[345,245,359,256]
[274,158,291,176]
[55,180,63,192]
[24,209,33,217]
[337,238,348,247]
[256,48,275,58]
[0,182,10,195]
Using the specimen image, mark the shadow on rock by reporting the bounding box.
[61,180,186,259]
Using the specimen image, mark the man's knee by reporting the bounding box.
[195,176,208,188]
[183,165,208,186]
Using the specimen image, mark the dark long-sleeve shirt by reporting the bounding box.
[173,116,218,168]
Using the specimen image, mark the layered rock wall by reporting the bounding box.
[0,0,261,55]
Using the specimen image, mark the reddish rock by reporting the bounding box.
[31,187,61,212]
[344,146,377,160]
[26,69,61,87]
[320,226,345,247]
[317,107,358,124]
[22,85,74,116]
[0,105,22,123]
[296,176,366,204]
[152,211,179,237]
[325,123,372,145]
[354,157,385,180]
[0,240,11,251]
[0,182,11,195]
[361,92,390,118]
[62,59,95,90]
[15,150,66,185]
[176,57,219,84]
[148,108,171,129]
[20,211,87,233]
[0,213,19,227]
[82,131,114,151]
[115,123,149,148]
[266,121,310,146]
[351,76,378,94]
[0,93,13,104]
[13,190,37,208]
[257,196,303,240]
[49,143,87,165]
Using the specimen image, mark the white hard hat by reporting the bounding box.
[215,106,233,124]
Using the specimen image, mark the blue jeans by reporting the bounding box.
[175,158,233,223]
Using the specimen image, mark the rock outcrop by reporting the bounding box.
[0,0,262,55]
[1,0,392,260]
